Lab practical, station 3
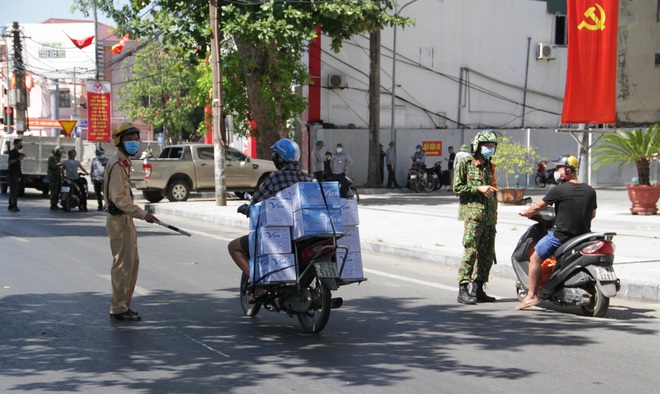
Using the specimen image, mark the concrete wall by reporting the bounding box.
[308,127,638,188]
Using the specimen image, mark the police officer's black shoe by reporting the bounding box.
[471,281,496,303]
[457,283,477,305]
[110,310,141,321]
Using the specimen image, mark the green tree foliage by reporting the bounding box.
[592,124,660,185]
[74,0,410,158]
[116,43,205,143]
[491,135,540,188]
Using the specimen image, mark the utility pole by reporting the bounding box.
[210,0,226,206]
[12,22,26,134]
[367,5,381,187]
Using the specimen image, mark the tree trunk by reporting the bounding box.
[636,158,650,185]
[236,43,287,160]
[367,27,381,187]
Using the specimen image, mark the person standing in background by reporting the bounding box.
[445,146,456,190]
[311,140,326,182]
[385,141,399,189]
[47,146,63,210]
[379,143,386,185]
[91,147,109,211]
[7,139,24,212]
[331,143,353,198]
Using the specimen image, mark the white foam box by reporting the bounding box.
[337,225,361,252]
[292,208,344,240]
[283,182,341,211]
[250,253,297,285]
[340,198,360,226]
[336,250,364,280]
[248,227,292,256]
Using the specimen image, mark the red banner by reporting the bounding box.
[422,140,443,156]
[561,0,619,124]
[86,81,112,141]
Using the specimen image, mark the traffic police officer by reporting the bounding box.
[105,122,158,321]
[47,146,63,210]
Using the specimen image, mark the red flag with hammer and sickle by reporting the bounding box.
[561,0,619,124]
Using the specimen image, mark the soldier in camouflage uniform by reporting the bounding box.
[453,130,499,304]
[47,146,63,210]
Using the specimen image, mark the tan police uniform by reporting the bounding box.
[104,150,149,315]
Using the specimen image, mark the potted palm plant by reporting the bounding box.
[491,135,540,204]
[592,124,660,215]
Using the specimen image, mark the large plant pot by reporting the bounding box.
[497,188,525,204]
[626,184,660,215]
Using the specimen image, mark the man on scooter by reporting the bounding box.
[228,139,315,300]
[516,155,597,310]
[61,149,90,211]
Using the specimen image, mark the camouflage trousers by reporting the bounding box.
[457,219,496,284]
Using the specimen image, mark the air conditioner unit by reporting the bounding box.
[537,42,556,60]
[328,74,348,89]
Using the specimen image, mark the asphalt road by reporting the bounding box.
[1,192,660,393]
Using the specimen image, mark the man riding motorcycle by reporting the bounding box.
[227,139,315,300]
[516,155,597,310]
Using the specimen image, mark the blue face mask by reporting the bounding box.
[336,148,343,153]
[480,146,495,159]
[124,141,140,156]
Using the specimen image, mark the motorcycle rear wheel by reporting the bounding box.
[535,174,546,188]
[62,198,71,212]
[580,283,609,317]
[297,275,331,333]
[426,178,437,192]
[239,273,261,317]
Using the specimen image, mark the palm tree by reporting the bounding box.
[592,124,660,185]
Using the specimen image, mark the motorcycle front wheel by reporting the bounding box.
[346,187,360,202]
[580,282,609,317]
[297,276,331,333]
[239,273,261,317]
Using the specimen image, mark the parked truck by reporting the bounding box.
[131,144,277,202]
[0,135,85,195]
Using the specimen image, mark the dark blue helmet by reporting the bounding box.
[95,147,105,155]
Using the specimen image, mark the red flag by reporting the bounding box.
[66,34,94,49]
[111,34,130,54]
[561,0,619,124]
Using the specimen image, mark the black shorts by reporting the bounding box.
[239,234,250,257]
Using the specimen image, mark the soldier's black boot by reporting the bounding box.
[471,281,496,303]
[457,283,477,304]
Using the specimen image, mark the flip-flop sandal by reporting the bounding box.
[248,289,268,304]
[515,300,541,310]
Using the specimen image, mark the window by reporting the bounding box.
[554,14,567,46]
[59,90,71,108]
[197,147,214,160]
[39,43,66,59]
[226,148,247,162]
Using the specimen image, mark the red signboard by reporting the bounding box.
[86,81,112,141]
[422,140,443,156]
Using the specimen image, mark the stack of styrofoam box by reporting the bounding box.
[337,198,364,280]
[283,182,343,240]
[248,194,296,285]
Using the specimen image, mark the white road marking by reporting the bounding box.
[364,268,457,292]
[8,236,29,243]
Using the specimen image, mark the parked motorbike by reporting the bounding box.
[432,161,451,190]
[512,208,620,317]
[60,174,88,212]
[407,161,436,193]
[534,168,557,188]
[239,233,364,333]
[345,176,360,202]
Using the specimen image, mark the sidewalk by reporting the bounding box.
[144,187,660,303]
